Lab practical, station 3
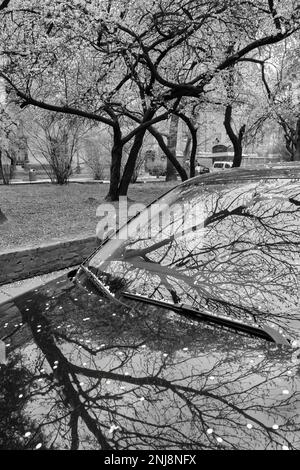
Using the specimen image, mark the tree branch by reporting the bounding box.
[0,73,114,127]
[0,0,10,11]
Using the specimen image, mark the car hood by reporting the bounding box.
[0,272,300,450]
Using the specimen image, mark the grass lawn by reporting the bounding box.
[0,182,177,250]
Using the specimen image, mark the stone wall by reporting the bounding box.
[0,236,101,286]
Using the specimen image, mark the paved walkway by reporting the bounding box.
[8,178,107,185]
[0,268,73,304]
[5,176,165,185]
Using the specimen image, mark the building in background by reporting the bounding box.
[144,109,289,177]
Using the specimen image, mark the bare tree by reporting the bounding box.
[26,112,84,185]
[82,139,107,180]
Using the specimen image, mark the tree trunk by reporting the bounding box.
[232,130,245,168]
[224,105,246,168]
[189,128,198,177]
[178,112,198,178]
[294,118,300,161]
[0,150,3,183]
[278,116,295,160]
[0,150,12,185]
[0,208,7,224]
[118,109,155,196]
[105,125,123,201]
[166,114,179,181]
[149,126,188,181]
[118,128,146,196]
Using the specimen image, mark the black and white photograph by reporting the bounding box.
[1,0,300,454]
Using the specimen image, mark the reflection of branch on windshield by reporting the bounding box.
[114,204,254,262]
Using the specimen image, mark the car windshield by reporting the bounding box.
[86,176,300,341]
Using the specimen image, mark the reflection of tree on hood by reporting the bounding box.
[0,355,47,450]
[2,290,300,450]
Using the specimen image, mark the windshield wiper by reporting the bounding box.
[121,292,290,346]
[77,265,122,304]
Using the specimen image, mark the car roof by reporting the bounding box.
[186,163,300,186]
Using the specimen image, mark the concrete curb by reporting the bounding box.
[0,235,101,286]
[1,177,164,185]
[0,268,73,303]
